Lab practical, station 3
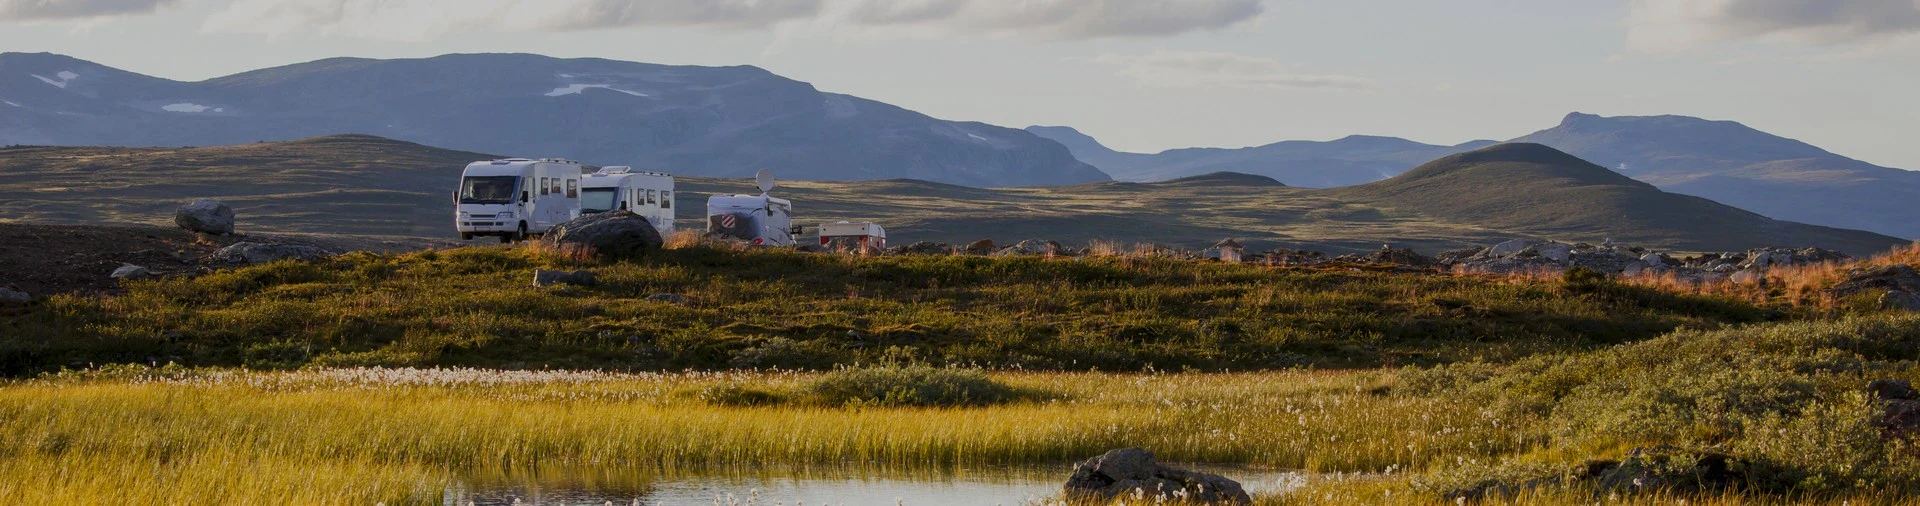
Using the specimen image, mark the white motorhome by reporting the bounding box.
[818,221,887,251]
[454,158,582,242]
[706,169,798,246]
[580,166,676,235]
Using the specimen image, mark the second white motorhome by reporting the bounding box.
[706,169,798,246]
[580,166,676,235]
[454,158,582,242]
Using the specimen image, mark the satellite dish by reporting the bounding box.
[755,168,776,193]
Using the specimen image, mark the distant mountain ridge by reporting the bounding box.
[0,52,1107,187]
[1027,125,1495,187]
[1035,113,1920,240]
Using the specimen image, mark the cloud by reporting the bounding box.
[835,0,1264,39]
[1628,0,1920,51]
[1095,50,1381,91]
[204,0,824,41]
[0,0,180,20]
[202,0,1263,41]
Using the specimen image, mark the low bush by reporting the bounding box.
[796,364,1021,407]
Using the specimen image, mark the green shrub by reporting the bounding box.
[796,365,1020,407]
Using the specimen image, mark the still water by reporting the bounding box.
[445,465,1309,506]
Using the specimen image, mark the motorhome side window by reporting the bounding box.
[550,178,561,196]
[661,191,671,209]
[539,177,550,196]
[566,179,578,198]
[647,190,657,204]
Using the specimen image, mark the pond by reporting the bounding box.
[445,464,1310,506]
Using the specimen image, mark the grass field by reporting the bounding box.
[0,244,1786,375]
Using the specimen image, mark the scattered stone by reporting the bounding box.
[211,242,332,265]
[1729,269,1763,284]
[1882,291,1920,312]
[1434,247,1486,265]
[110,264,154,280]
[547,211,663,258]
[996,239,1071,257]
[1640,253,1667,268]
[645,293,691,305]
[0,287,29,304]
[1533,242,1574,264]
[173,199,235,235]
[532,269,597,287]
[1487,238,1543,258]
[889,241,953,255]
[1870,379,1920,439]
[1830,264,1920,298]
[1346,247,1435,267]
[963,239,997,255]
[1062,448,1250,505]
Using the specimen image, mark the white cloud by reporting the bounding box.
[1095,50,1381,91]
[0,0,179,20]
[1628,0,1920,52]
[833,0,1264,39]
[201,0,1263,41]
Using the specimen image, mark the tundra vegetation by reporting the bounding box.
[1,242,1918,504]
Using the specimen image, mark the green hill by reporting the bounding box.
[1333,143,1906,255]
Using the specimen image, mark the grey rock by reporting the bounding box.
[547,211,663,259]
[1063,448,1251,504]
[646,293,691,305]
[532,269,597,287]
[1533,242,1574,264]
[174,199,235,235]
[963,239,997,255]
[1881,291,1920,312]
[1487,238,1542,258]
[0,287,29,304]
[110,264,154,279]
[211,242,332,265]
[996,239,1070,256]
[889,241,953,255]
[1830,264,1920,298]
[1640,253,1666,268]
[1729,269,1763,284]
[1870,379,1918,401]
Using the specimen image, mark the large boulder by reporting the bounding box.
[996,239,1071,257]
[1063,448,1250,504]
[1883,291,1920,312]
[548,211,663,258]
[1870,379,1920,439]
[174,199,235,235]
[1532,242,1574,264]
[963,239,997,255]
[1487,239,1543,258]
[211,242,332,265]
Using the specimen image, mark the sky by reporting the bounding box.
[2,0,1919,169]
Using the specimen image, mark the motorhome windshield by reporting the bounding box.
[460,176,518,204]
[580,187,617,213]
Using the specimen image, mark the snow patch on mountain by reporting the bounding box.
[32,71,79,89]
[2,100,20,108]
[968,133,989,142]
[545,84,648,97]
[163,103,223,113]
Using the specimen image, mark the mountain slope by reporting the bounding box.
[1333,143,1907,255]
[4,136,1903,256]
[0,52,1107,187]
[1027,125,1494,187]
[1512,112,1920,240]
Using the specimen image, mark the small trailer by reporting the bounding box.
[581,166,676,235]
[454,158,582,242]
[818,221,887,252]
[706,169,799,246]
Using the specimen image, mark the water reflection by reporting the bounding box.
[445,464,1306,506]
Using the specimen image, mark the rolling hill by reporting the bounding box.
[0,52,1106,187]
[1331,143,1904,254]
[0,135,1904,256]
[1512,113,1920,240]
[1036,113,1920,241]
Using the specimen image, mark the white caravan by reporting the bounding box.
[454,158,582,242]
[580,166,676,235]
[706,169,798,246]
[818,221,887,251]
